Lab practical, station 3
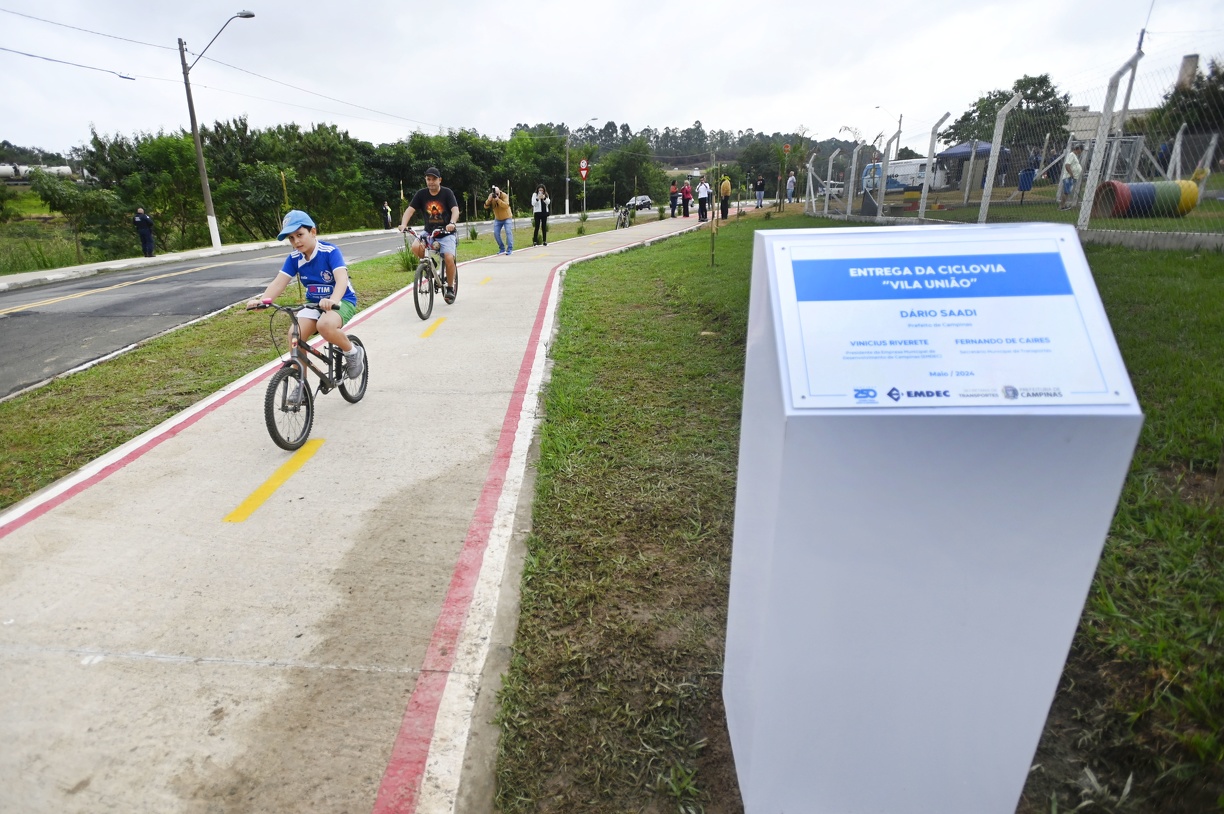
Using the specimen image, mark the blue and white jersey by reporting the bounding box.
[279,240,357,305]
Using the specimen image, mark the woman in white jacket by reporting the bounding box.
[531,185,550,246]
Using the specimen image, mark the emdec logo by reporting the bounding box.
[887,388,901,401]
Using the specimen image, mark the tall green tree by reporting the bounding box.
[29,170,128,262]
[941,74,1070,146]
[1127,59,1224,137]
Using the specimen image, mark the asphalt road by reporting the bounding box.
[0,232,414,400]
[0,212,616,401]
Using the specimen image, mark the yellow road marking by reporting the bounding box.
[479,276,492,285]
[421,317,447,337]
[0,262,231,316]
[223,438,325,522]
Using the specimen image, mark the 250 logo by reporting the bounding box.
[854,388,877,399]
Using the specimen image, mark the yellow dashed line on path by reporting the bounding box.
[479,276,492,286]
[421,317,447,338]
[224,438,325,522]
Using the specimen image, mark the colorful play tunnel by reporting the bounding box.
[1092,179,1199,218]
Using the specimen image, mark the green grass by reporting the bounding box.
[494,215,1224,812]
[1,210,1220,811]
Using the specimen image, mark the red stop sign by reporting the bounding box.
[578,158,589,181]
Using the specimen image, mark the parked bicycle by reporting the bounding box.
[613,205,632,230]
[248,300,369,450]
[404,227,459,320]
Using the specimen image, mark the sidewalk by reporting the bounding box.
[0,216,703,813]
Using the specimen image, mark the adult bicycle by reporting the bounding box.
[613,205,632,230]
[248,301,369,450]
[404,227,459,320]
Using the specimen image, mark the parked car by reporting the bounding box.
[625,195,653,210]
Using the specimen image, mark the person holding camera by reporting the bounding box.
[531,184,550,246]
[485,185,514,255]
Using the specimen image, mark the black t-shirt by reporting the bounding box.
[754,179,766,192]
[409,186,459,231]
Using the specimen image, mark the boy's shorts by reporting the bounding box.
[301,300,357,325]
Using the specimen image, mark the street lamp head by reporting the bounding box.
[236,10,255,18]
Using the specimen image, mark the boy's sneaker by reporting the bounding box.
[288,381,304,407]
[345,345,365,380]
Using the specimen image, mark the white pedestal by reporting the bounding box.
[723,224,1143,813]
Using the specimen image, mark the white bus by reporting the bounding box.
[860,159,949,193]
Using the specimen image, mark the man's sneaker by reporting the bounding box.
[506,249,512,255]
[345,344,365,380]
[444,286,456,305]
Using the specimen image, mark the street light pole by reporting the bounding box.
[179,11,254,250]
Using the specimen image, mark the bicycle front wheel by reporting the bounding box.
[414,260,434,320]
[339,335,368,403]
[264,364,314,451]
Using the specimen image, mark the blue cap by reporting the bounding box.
[277,209,316,240]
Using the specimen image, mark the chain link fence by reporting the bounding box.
[804,50,1223,245]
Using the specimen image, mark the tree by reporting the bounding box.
[897,146,921,160]
[1127,59,1224,137]
[29,170,128,262]
[941,74,1070,146]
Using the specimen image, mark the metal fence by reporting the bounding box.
[804,50,1224,245]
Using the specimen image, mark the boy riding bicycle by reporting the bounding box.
[246,209,365,380]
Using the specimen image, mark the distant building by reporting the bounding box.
[1066,105,1153,141]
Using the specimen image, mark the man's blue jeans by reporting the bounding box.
[494,218,513,253]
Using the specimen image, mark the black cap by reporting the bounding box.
[425,167,441,177]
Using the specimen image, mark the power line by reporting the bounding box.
[0,6,175,50]
[190,53,444,131]
[0,46,134,80]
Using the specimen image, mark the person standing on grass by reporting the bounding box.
[681,180,693,218]
[1060,144,1083,210]
[754,175,766,208]
[133,207,154,257]
[485,185,514,255]
[786,170,796,204]
[531,184,550,246]
[720,175,731,220]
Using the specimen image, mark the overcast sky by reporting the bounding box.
[4,0,1222,161]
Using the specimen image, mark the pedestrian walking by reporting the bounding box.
[754,175,766,208]
[720,175,731,220]
[1059,144,1084,210]
[133,208,154,257]
[382,201,393,229]
[786,171,796,204]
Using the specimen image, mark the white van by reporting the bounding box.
[860,159,948,193]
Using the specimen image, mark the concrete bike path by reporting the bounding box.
[0,216,702,813]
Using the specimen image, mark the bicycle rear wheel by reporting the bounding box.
[339,335,368,403]
[414,260,434,320]
[264,364,314,451]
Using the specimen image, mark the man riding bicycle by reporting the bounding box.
[246,209,364,381]
[399,167,460,303]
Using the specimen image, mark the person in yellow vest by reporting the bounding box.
[720,175,732,220]
[485,185,514,255]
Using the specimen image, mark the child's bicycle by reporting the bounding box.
[404,227,459,320]
[248,300,369,450]
[613,205,632,230]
